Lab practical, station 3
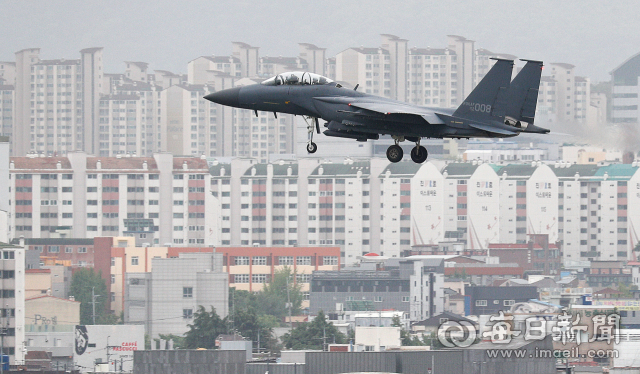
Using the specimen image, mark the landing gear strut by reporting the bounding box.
[386,136,404,163]
[304,116,319,154]
[410,139,428,164]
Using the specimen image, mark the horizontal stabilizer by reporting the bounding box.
[468,123,517,136]
[520,123,550,134]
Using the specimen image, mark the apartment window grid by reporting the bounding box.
[252,274,269,284]
[234,274,250,283]
[252,256,267,266]
[234,256,250,266]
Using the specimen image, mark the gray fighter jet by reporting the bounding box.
[204,58,549,163]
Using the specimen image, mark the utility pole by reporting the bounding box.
[322,326,326,352]
[91,287,101,324]
[285,275,293,332]
[106,336,110,372]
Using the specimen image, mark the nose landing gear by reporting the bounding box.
[304,116,320,154]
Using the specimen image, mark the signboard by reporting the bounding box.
[593,300,640,311]
[74,325,144,372]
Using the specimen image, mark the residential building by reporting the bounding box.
[0,87,14,143]
[0,240,26,364]
[0,136,8,242]
[610,51,640,124]
[466,285,539,315]
[13,47,103,157]
[97,80,164,157]
[488,234,562,275]
[8,152,219,245]
[310,257,445,321]
[208,158,640,266]
[585,260,632,288]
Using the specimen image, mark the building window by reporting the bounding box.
[234,256,250,266]
[323,256,338,265]
[374,296,383,302]
[278,256,294,266]
[183,309,193,319]
[252,256,267,266]
[131,256,139,266]
[234,274,249,283]
[110,275,115,284]
[402,296,410,302]
[111,257,115,266]
[504,300,515,306]
[475,300,487,306]
[296,256,311,266]
[252,274,269,284]
[296,274,311,283]
[183,287,193,298]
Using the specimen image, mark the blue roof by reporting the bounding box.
[591,164,639,180]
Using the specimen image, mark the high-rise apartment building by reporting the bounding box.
[0,84,14,141]
[12,48,103,156]
[8,153,219,245]
[208,157,640,266]
[611,51,640,124]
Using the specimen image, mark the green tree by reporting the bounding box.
[230,308,278,352]
[183,306,228,349]
[257,267,304,319]
[229,288,260,312]
[618,282,638,298]
[282,311,346,350]
[69,268,110,325]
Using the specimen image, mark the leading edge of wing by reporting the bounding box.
[318,98,446,125]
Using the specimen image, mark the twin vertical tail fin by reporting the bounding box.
[453,58,514,122]
[505,59,543,126]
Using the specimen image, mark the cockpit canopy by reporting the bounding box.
[261,71,334,86]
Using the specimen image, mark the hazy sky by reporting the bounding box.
[2,0,639,82]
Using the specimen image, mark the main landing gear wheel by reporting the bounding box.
[410,145,428,163]
[386,144,404,163]
[307,142,317,154]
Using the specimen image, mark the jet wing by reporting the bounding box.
[347,101,446,125]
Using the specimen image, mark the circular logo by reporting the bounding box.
[437,321,477,348]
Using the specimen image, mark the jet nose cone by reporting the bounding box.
[203,87,241,107]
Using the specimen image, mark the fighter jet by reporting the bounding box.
[204,58,549,163]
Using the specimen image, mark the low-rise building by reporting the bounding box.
[25,295,80,369]
[466,285,539,316]
[125,252,228,338]
[310,256,445,321]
